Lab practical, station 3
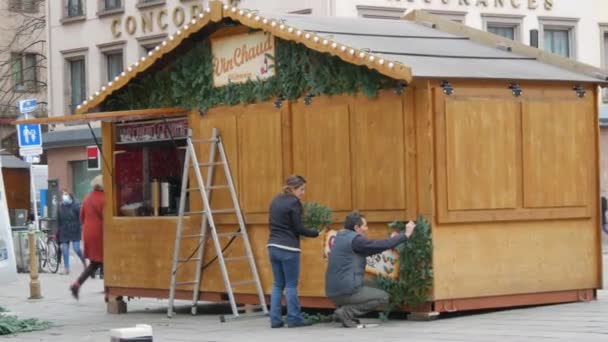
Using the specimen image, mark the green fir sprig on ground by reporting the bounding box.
[302,312,334,324]
[0,308,52,335]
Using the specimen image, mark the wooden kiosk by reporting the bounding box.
[18,3,606,315]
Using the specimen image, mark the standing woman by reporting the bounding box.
[57,191,86,275]
[70,175,105,300]
[267,175,319,328]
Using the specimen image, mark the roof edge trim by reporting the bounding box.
[73,1,413,115]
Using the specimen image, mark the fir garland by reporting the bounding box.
[377,215,433,320]
[103,38,395,112]
[0,309,52,335]
[302,202,333,232]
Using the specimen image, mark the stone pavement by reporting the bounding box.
[1,249,608,342]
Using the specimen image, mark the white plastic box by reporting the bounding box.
[110,324,153,342]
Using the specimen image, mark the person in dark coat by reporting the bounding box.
[325,212,415,327]
[70,175,105,300]
[57,191,86,275]
[267,175,320,328]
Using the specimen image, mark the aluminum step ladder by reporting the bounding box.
[167,128,268,321]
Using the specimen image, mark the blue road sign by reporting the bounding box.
[17,124,42,148]
[19,99,37,114]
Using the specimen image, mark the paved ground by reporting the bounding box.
[1,244,608,342]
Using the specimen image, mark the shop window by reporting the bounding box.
[539,17,578,59]
[67,57,86,114]
[488,26,515,40]
[71,160,101,203]
[114,118,188,217]
[105,51,123,82]
[11,53,38,92]
[543,29,571,57]
[66,0,84,18]
[356,5,405,19]
[137,34,167,57]
[601,26,608,102]
[482,14,523,42]
[103,0,121,10]
[137,0,165,9]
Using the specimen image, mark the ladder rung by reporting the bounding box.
[217,231,242,238]
[231,280,256,287]
[208,185,230,189]
[175,281,198,286]
[224,256,248,262]
[178,258,201,262]
[184,210,208,216]
[212,208,236,214]
[197,162,224,167]
[181,234,204,239]
[190,138,219,143]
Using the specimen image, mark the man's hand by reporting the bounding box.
[405,221,416,238]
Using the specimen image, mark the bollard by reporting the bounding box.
[28,231,42,299]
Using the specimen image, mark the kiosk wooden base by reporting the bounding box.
[106,287,596,317]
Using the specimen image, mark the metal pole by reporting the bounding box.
[30,164,38,230]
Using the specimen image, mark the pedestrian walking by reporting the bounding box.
[70,175,105,300]
[57,191,86,275]
[267,175,320,328]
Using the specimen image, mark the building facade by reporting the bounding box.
[0,0,47,153]
[46,0,608,197]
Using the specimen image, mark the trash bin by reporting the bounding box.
[11,227,42,273]
[110,324,153,342]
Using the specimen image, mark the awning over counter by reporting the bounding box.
[13,108,188,126]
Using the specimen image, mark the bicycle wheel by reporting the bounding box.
[45,239,60,273]
[36,239,48,273]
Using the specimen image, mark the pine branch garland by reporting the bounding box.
[102,38,395,112]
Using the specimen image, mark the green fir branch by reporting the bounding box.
[377,215,433,320]
[102,39,394,112]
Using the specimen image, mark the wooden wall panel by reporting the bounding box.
[237,104,283,213]
[198,109,238,212]
[104,217,199,289]
[292,98,352,211]
[523,101,593,208]
[105,217,393,295]
[351,93,406,210]
[435,84,593,223]
[433,220,601,300]
[445,99,518,210]
[2,169,30,211]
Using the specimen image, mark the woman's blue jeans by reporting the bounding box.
[268,246,304,326]
[61,240,84,270]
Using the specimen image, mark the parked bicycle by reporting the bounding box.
[36,228,60,274]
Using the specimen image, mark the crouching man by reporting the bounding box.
[325,212,416,327]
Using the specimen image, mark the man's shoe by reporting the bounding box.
[333,313,360,325]
[287,320,313,328]
[271,322,284,328]
[334,308,358,328]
